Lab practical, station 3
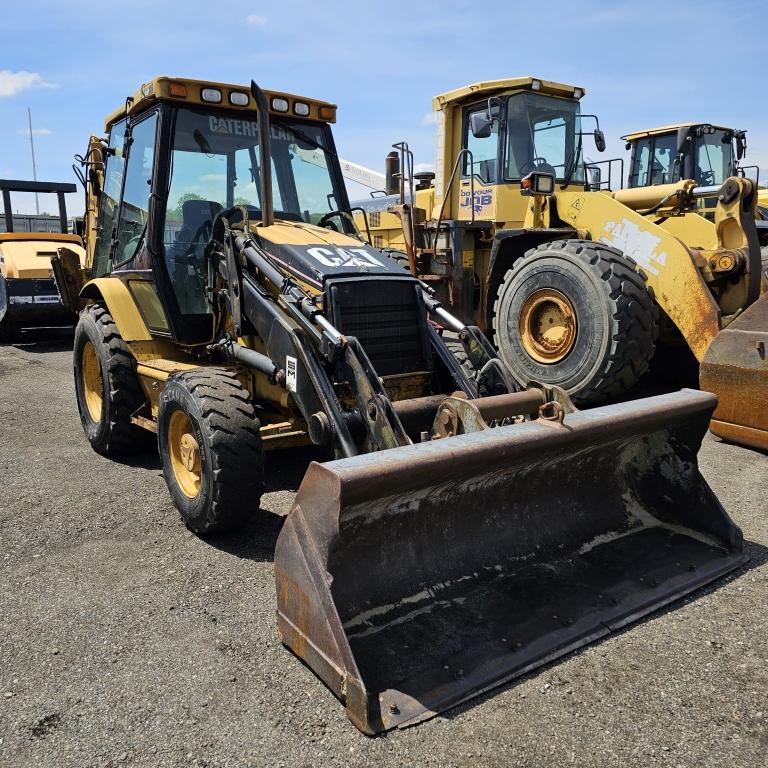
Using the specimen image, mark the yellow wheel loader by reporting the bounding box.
[355,78,768,451]
[0,179,85,342]
[622,121,768,265]
[58,75,746,734]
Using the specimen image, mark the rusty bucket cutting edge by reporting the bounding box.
[701,291,768,452]
[274,389,747,735]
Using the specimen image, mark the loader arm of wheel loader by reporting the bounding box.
[548,178,761,362]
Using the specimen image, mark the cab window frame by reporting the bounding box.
[112,109,160,270]
[146,100,354,345]
[461,100,503,186]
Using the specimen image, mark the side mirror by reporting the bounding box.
[594,129,606,153]
[676,126,691,154]
[735,132,746,161]
[470,111,493,139]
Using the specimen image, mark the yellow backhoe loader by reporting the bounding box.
[0,179,85,342]
[56,75,747,734]
[355,78,768,451]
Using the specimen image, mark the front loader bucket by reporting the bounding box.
[274,390,746,734]
[701,291,768,452]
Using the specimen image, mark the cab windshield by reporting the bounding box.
[163,106,344,315]
[505,93,584,184]
[695,129,735,186]
[164,106,343,236]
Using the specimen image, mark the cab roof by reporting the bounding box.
[622,122,736,141]
[103,76,337,131]
[433,77,585,109]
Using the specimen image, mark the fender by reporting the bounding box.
[488,227,574,282]
[80,277,152,342]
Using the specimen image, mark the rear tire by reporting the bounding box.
[158,368,264,535]
[73,302,149,455]
[492,240,657,404]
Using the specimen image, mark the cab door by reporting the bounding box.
[457,102,500,222]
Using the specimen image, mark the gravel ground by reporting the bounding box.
[1,329,766,768]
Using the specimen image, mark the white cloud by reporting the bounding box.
[421,112,437,126]
[0,70,57,97]
[17,127,52,137]
[246,14,268,27]
[198,173,226,182]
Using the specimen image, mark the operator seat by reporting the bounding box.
[173,200,223,259]
[168,199,222,315]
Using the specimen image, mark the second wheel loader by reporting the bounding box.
[58,75,746,734]
[355,77,768,451]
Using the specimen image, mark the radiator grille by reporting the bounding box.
[328,279,427,376]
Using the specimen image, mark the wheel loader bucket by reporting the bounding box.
[274,390,746,734]
[701,291,768,452]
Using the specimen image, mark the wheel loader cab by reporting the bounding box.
[624,123,743,190]
[455,84,588,225]
[88,78,352,344]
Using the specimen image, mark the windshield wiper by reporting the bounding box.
[272,117,337,158]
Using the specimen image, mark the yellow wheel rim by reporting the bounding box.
[81,340,103,423]
[519,288,577,364]
[167,410,201,499]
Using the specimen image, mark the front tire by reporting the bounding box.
[73,302,148,455]
[158,368,264,535]
[492,240,657,404]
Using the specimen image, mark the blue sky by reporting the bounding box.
[1,0,765,213]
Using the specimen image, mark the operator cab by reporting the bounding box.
[464,90,587,186]
[431,78,607,222]
[623,123,747,189]
[87,77,353,344]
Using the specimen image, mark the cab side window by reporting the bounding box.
[629,139,651,187]
[92,119,127,277]
[650,133,676,185]
[114,113,158,266]
[463,106,499,184]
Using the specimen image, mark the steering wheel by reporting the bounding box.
[318,209,358,233]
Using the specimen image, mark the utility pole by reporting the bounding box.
[27,107,39,215]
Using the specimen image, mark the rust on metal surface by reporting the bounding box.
[518,288,577,364]
[701,291,768,452]
[274,389,747,734]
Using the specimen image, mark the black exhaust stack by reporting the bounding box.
[250,80,275,228]
[384,151,400,196]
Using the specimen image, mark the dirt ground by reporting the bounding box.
[1,329,766,768]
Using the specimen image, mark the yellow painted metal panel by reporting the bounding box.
[80,277,152,341]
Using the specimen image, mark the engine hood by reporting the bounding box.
[250,220,407,289]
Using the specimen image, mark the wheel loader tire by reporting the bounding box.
[0,318,21,343]
[492,240,657,404]
[157,368,264,535]
[73,302,149,455]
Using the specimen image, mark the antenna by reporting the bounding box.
[27,107,39,215]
